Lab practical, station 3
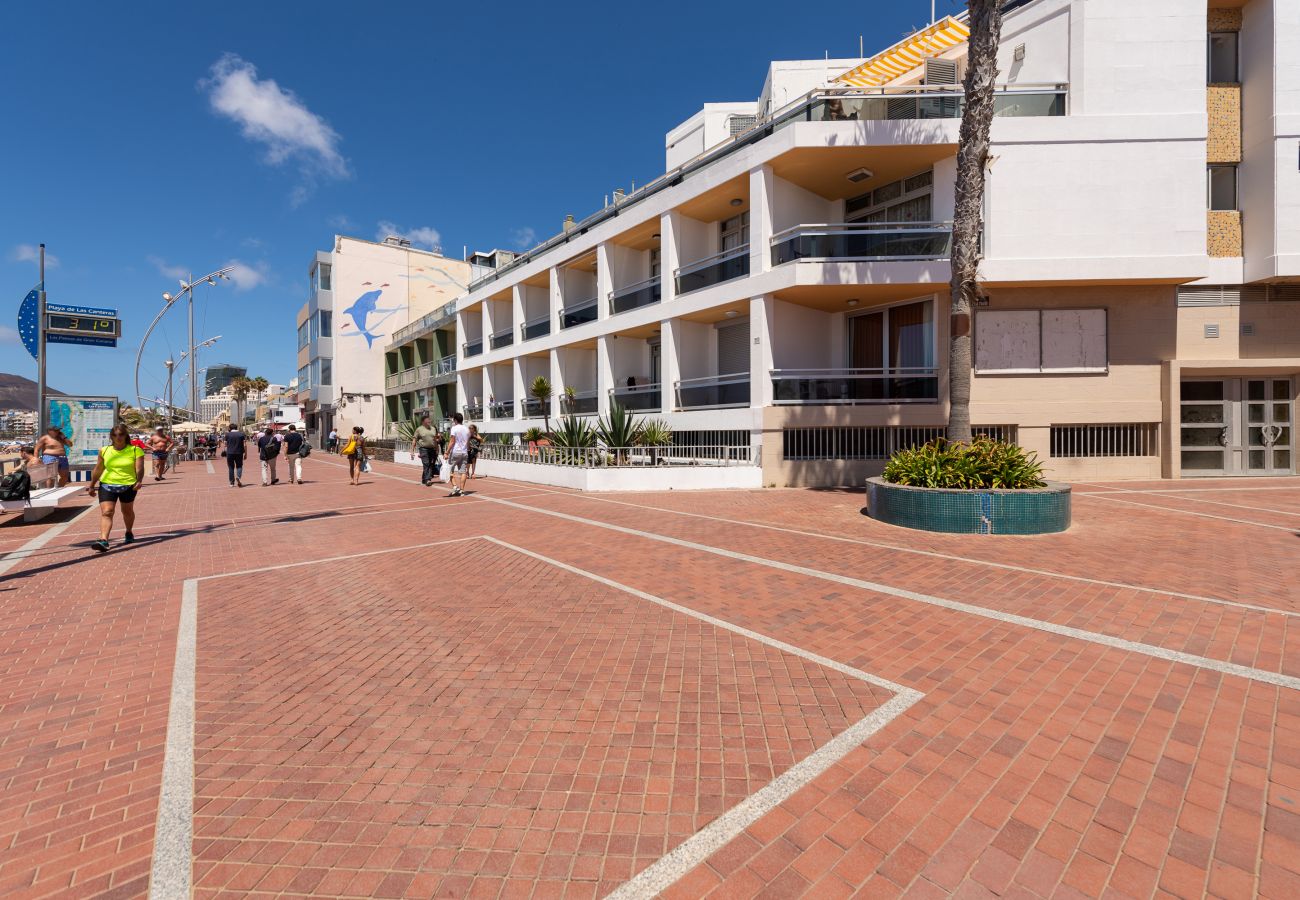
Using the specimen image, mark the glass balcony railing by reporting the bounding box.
[519,398,547,418]
[561,298,598,329]
[521,315,551,341]
[560,390,598,416]
[676,246,750,295]
[771,368,939,404]
[490,329,514,351]
[808,87,1065,123]
[609,383,662,412]
[609,276,661,315]
[436,354,456,376]
[465,405,484,421]
[676,373,750,410]
[771,222,953,265]
[463,339,483,358]
[488,400,513,419]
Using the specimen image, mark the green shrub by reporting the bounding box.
[550,415,596,450]
[882,437,1046,490]
[522,426,545,443]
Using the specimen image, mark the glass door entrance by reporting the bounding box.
[1180,378,1293,475]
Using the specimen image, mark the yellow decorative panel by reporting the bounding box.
[1207,210,1242,257]
[1207,84,1242,163]
[1207,8,1242,31]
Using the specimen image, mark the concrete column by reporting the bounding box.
[455,310,466,359]
[549,266,562,333]
[660,210,680,308]
[660,318,681,412]
[481,301,495,346]
[513,358,527,422]
[511,285,525,342]
[454,370,466,419]
[549,348,562,422]
[750,294,775,408]
[749,164,775,275]
[597,334,613,416]
[482,365,498,420]
[596,241,613,321]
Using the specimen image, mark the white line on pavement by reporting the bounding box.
[1075,491,1300,532]
[0,504,98,578]
[478,495,1300,691]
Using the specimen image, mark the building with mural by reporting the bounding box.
[295,235,473,440]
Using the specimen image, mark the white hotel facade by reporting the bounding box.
[437,0,1299,486]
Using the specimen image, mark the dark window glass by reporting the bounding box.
[1208,166,1237,210]
[1208,32,1238,82]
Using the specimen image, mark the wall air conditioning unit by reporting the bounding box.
[846,167,874,184]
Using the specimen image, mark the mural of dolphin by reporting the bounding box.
[342,288,402,348]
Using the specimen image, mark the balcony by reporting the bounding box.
[465,405,484,421]
[561,298,598,330]
[385,373,400,389]
[610,383,662,413]
[560,390,599,416]
[676,246,750,296]
[676,373,750,410]
[400,368,416,386]
[609,276,661,315]
[463,339,483,358]
[519,398,547,419]
[521,314,551,341]
[807,85,1065,122]
[490,328,514,351]
[437,354,456,376]
[488,399,513,419]
[772,368,939,404]
[771,222,953,265]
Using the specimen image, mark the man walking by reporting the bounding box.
[446,412,470,497]
[147,427,173,481]
[224,423,247,487]
[411,415,442,486]
[283,424,306,484]
[257,425,282,486]
[327,428,338,454]
[34,426,72,486]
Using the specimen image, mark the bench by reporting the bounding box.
[0,462,87,522]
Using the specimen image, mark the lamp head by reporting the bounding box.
[162,292,172,301]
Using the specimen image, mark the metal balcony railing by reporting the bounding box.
[610,276,661,315]
[519,398,547,418]
[488,400,513,419]
[675,246,750,295]
[521,314,551,341]
[771,368,939,404]
[490,328,514,351]
[561,298,599,329]
[437,354,456,375]
[464,405,484,421]
[675,373,750,410]
[463,339,483,358]
[771,222,954,265]
[609,382,662,412]
[559,390,599,416]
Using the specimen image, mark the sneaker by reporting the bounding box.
[91,540,110,553]
[235,479,243,487]
[124,531,135,544]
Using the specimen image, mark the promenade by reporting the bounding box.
[1,457,1298,898]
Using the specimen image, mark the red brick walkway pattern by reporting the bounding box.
[0,456,1297,898]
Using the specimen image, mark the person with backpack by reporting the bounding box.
[283,425,307,484]
[343,426,367,486]
[223,423,247,487]
[466,423,483,480]
[85,424,145,553]
[257,425,282,486]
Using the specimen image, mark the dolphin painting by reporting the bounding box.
[342,288,402,347]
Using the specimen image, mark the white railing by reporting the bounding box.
[675,373,750,410]
[480,443,757,469]
[385,373,400,389]
[399,369,416,386]
[437,354,456,375]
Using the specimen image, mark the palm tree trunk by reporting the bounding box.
[947,0,1004,443]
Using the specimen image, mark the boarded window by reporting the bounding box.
[975,309,1107,374]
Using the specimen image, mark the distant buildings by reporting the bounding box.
[202,364,246,396]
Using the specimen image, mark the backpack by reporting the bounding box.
[0,470,32,503]
[298,442,312,458]
[259,436,281,461]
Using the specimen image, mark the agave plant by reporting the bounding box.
[529,375,553,435]
[496,432,514,445]
[596,401,640,465]
[394,419,419,442]
[549,416,596,465]
[637,418,672,465]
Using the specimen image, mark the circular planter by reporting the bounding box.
[866,477,1071,535]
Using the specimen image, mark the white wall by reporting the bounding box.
[772,300,832,368]
[665,102,759,171]
[759,59,864,118]
[997,0,1071,86]
[607,336,650,384]
[558,347,597,390]
[771,176,835,233]
[674,320,714,380]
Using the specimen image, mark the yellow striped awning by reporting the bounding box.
[835,16,971,87]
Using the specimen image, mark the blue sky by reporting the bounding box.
[0,0,953,407]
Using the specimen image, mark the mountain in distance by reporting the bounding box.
[0,373,65,411]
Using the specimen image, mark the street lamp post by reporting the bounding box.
[163,359,176,430]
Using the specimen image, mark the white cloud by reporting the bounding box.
[9,244,58,268]
[510,227,537,250]
[148,255,189,281]
[376,221,441,251]
[327,213,354,231]
[0,326,20,345]
[225,260,268,291]
[202,53,349,199]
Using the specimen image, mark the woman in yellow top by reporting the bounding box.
[86,423,145,553]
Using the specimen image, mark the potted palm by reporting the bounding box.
[529,375,553,435]
[637,418,672,466]
[522,426,546,456]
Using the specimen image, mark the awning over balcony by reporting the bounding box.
[835,16,970,87]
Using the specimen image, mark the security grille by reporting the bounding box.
[782,425,1016,461]
[1050,424,1159,458]
[727,115,757,135]
[672,430,754,461]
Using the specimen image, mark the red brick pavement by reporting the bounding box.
[0,457,1297,898]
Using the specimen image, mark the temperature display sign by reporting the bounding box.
[47,313,122,338]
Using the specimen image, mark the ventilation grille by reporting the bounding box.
[782,425,1017,461]
[1241,322,1255,336]
[924,58,959,85]
[1050,424,1159,458]
[1178,284,1300,306]
[727,115,757,136]
[1204,323,1220,339]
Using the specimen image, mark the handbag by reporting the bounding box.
[361,457,372,473]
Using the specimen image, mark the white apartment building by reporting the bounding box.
[296,235,473,439]
[450,0,1299,486]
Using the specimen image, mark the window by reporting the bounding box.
[975,308,1108,373]
[1208,32,1238,82]
[319,358,332,386]
[318,263,332,292]
[848,298,936,370]
[1208,165,1238,210]
[318,310,332,338]
[649,248,661,279]
[297,321,310,350]
[720,211,749,252]
[297,364,312,391]
[846,171,934,224]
